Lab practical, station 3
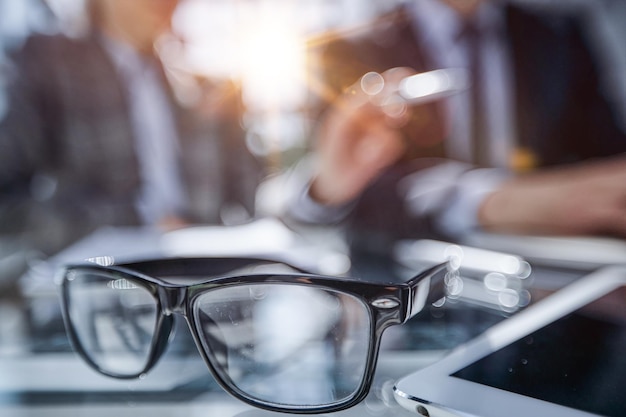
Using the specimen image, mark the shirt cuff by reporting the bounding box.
[437,168,510,238]
[283,158,355,225]
[400,162,509,238]
[289,183,354,224]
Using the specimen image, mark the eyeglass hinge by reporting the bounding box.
[405,276,431,321]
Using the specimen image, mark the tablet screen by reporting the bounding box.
[453,287,626,417]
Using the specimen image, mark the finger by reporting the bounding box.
[381,66,417,87]
[357,116,406,167]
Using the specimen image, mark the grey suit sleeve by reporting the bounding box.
[0,54,47,192]
[0,42,53,284]
[0,41,51,229]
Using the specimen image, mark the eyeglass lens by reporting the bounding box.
[192,283,371,407]
[65,270,159,376]
[65,270,373,409]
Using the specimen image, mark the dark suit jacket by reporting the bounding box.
[304,3,626,254]
[0,33,263,255]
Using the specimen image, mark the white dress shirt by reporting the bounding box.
[100,35,187,225]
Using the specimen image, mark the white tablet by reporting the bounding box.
[394,265,626,417]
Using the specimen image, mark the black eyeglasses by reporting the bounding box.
[58,257,447,414]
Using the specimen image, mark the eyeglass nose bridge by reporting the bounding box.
[158,285,189,317]
[145,285,190,374]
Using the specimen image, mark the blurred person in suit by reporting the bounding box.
[0,0,263,263]
[287,0,626,257]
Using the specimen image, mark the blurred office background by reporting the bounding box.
[1,0,625,170]
[0,0,625,357]
[0,0,397,168]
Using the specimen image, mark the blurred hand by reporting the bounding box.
[479,155,626,237]
[309,67,416,206]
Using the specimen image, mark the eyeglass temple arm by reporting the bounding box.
[403,262,449,322]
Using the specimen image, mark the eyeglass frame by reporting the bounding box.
[58,256,447,414]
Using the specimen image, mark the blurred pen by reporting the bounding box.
[398,67,469,105]
[361,67,469,108]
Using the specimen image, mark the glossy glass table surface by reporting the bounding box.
[0,225,588,417]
